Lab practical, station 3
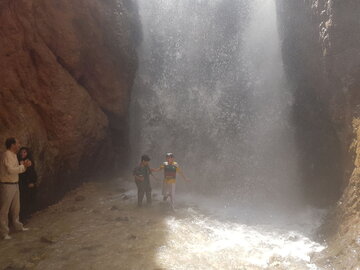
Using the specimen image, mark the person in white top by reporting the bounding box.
[0,138,32,240]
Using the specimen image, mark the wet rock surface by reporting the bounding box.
[276,0,360,268]
[74,195,86,202]
[0,180,329,270]
[0,181,157,269]
[40,236,56,244]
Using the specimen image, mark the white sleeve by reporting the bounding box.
[4,153,25,174]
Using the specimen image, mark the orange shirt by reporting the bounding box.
[160,161,180,184]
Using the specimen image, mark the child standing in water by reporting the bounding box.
[152,153,190,210]
[133,155,153,207]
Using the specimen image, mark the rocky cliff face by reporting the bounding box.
[0,0,139,204]
[276,0,360,268]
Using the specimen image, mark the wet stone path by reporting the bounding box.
[0,181,326,270]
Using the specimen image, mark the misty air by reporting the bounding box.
[0,0,359,269]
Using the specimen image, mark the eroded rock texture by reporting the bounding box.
[0,0,139,204]
[276,0,360,268]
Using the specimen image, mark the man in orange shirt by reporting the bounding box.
[152,153,190,210]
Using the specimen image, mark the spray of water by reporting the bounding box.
[129,3,328,267]
[131,0,301,212]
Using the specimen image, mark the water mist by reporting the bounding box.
[129,0,328,268]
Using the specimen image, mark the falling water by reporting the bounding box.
[129,0,328,268]
[131,0,300,209]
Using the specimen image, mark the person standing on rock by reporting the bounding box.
[133,155,154,207]
[0,138,31,240]
[152,153,190,210]
[18,147,38,222]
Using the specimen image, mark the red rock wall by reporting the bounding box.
[0,0,139,203]
[276,0,360,268]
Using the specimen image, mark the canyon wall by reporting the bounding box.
[276,0,360,268]
[0,0,139,204]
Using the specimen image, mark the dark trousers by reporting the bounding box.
[19,185,37,222]
[135,180,151,206]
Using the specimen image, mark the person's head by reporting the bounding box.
[165,153,174,163]
[5,137,20,153]
[19,147,29,160]
[141,154,150,166]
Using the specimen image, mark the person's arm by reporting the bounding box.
[4,153,26,175]
[151,167,163,172]
[148,168,160,181]
[177,168,190,182]
[133,167,144,181]
[134,175,144,181]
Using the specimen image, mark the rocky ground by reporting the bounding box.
[0,180,172,270]
[0,179,339,270]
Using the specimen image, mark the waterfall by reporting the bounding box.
[130,0,301,212]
